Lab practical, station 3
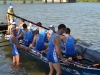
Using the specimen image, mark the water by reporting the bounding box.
[0,2,100,75]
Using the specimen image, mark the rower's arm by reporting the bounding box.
[54,36,63,60]
[11,37,28,50]
[60,35,66,42]
[17,32,24,39]
[6,14,9,20]
[32,35,37,46]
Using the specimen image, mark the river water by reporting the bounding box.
[0,2,100,75]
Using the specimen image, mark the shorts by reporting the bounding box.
[47,51,59,63]
[12,49,20,56]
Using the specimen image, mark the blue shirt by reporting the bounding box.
[34,34,44,51]
[22,30,33,47]
[64,36,76,55]
[39,29,46,42]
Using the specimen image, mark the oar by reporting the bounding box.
[79,48,87,56]
[0,44,11,47]
[7,13,49,30]
[0,40,9,43]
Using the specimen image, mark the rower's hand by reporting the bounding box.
[40,50,45,54]
[29,44,33,48]
[68,57,72,61]
[25,47,30,51]
[62,59,69,64]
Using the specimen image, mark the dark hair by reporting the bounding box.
[58,24,66,30]
[36,22,42,26]
[23,24,27,29]
[65,28,70,34]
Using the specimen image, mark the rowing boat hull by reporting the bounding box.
[21,49,100,75]
[75,44,100,62]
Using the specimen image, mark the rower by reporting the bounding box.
[47,24,68,75]
[17,24,33,47]
[49,24,56,33]
[16,27,23,42]
[41,30,54,54]
[6,6,15,34]
[9,27,29,67]
[36,22,47,42]
[19,19,25,29]
[12,22,17,28]
[28,23,34,31]
[60,28,76,60]
[29,27,44,51]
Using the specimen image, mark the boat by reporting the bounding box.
[21,45,100,75]
[3,34,100,75]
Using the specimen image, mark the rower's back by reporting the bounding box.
[22,24,33,47]
[35,34,44,51]
[63,28,76,56]
[65,36,76,55]
[22,30,33,47]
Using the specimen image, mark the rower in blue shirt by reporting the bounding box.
[36,22,46,42]
[61,28,76,57]
[47,24,68,75]
[17,24,34,47]
[29,27,44,51]
[10,27,29,67]
[16,27,23,42]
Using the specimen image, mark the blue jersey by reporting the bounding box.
[17,28,23,41]
[33,34,44,51]
[47,33,59,63]
[39,29,46,42]
[22,30,34,47]
[10,35,20,56]
[64,36,76,55]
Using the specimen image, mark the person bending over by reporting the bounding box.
[10,27,29,67]
[29,27,44,51]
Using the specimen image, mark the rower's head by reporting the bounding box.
[11,27,17,35]
[33,27,39,34]
[58,24,66,35]
[49,24,55,32]
[12,22,17,28]
[65,28,70,34]
[36,22,42,26]
[23,24,27,29]
[9,6,13,12]
[47,30,53,38]
[36,22,42,29]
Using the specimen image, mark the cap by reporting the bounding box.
[9,6,13,9]
[47,30,53,35]
[49,24,55,28]
[12,22,16,25]
[11,27,16,31]
[33,27,39,31]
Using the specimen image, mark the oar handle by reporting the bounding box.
[7,13,49,30]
